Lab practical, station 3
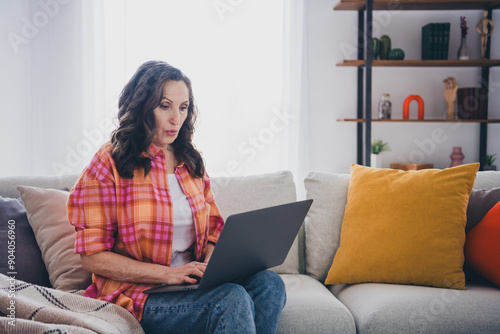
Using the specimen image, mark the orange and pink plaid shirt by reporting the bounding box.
[67,142,224,321]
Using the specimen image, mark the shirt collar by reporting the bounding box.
[142,142,186,168]
[140,142,162,158]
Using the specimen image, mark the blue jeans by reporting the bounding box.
[140,270,286,334]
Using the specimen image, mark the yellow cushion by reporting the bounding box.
[325,163,479,289]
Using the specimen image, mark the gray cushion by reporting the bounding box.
[278,274,355,334]
[332,283,500,334]
[211,171,300,274]
[0,174,79,198]
[0,196,51,287]
[303,171,350,281]
[466,187,500,233]
[474,171,500,190]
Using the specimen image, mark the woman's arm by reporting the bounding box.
[81,251,207,285]
[203,243,215,264]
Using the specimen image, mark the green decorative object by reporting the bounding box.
[388,48,405,60]
[379,35,392,60]
[371,139,391,155]
[485,154,496,166]
[484,154,497,171]
[372,38,381,59]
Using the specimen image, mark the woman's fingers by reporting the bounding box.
[183,262,206,283]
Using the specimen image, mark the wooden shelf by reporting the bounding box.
[334,0,500,11]
[337,59,500,67]
[337,118,500,123]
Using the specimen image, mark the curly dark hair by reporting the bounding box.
[110,60,205,179]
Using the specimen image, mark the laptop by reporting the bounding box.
[144,199,313,293]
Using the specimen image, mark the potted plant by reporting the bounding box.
[484,154,497,171]
[371,139,391,168]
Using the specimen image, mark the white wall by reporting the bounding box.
[1,1,499,177]
[0,0,88,177]
[308,0,500,174]
[0,1,30,175]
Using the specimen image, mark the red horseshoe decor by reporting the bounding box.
[403,95,425,120]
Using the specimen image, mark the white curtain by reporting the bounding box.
[1,0,309,183]
[283,0,309,198]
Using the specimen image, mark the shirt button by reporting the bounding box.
[198,240,203,245]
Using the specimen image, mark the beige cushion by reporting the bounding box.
[17,186,92,291]
[303,171,350,281]
[211,171,299,274]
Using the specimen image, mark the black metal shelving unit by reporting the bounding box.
[335,0,500,169]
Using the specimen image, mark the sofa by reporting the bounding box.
[1,168,500,333]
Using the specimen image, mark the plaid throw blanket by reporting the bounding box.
[0,274,144,333]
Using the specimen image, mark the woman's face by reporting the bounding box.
[152,80,190,150]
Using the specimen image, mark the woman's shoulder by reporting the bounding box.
[78,142,116,184]
[90,142,115,167]
[97,141,114,156]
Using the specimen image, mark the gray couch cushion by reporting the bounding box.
[0,174,79,198]
[279,274,356,334]
[304,171,350,281]
[0,171,299,274]
[332,283,500,334]
[0,196,51,287]
[302,170,500,282]
[474,171,500,190]
[466,187,500,233]
[209,171,300,274]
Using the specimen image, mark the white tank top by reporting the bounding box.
[168,174,196,267]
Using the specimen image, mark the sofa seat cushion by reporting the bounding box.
[331,283,500,334]
[278,274,356,334]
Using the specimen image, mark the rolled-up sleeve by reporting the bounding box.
[67,148,118,255]
[203,175,225,244]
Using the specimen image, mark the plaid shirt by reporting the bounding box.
[67,142,224,321]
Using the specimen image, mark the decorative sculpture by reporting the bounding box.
[443,76,458,120]
[403,95,425,120]
[476,10,495,59]
[457,16,469,60]
[450,147,465,167]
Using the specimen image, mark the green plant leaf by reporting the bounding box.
[371,139,391,155]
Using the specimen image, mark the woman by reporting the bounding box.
[67,60,286,333]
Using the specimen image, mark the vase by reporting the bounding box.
[371,154,383,168]
[457,37,469,60]
[449,147,465,167]
[484,165,497,171]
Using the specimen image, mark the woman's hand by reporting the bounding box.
[80,251,206,285]
[204,243,215,264]
[165,261,207,285]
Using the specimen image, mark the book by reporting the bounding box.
[421,23,436,60]
[442,23,451,60]
[422,23,451,60]
[436,23,444,59]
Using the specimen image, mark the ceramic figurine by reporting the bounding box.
[450,147,465,167]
